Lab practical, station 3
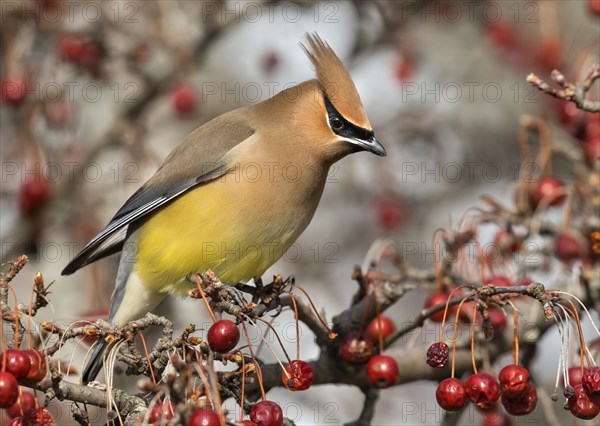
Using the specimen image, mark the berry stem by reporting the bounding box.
[561,189,574,233]
[432,228,445,292]
[194,354,220,418]
[515,122,534,212]
[240,321,266,401]
[0,309,6,367]
[237,350,247,422]
[286,292,301,360]
[293,284,337,339]
[510,301,519,366]
[451,295,473,378]
[367,282,384,354]
[563,300,591,368]
[255,317,292,364]
[6,284,20,348]
[537,118,553,176]
[471,302,478,374]
[438,285,473,342]
[137,332,156,385]
[195,273,217,323]
[472,236,487,282]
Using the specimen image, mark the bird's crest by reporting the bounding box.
[301,33,371,131]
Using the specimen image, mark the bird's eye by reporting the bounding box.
[329,117,344,131]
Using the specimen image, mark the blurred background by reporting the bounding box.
[1,0,599,424]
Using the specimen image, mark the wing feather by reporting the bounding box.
[61,167,227,275]
[62,113,255,276]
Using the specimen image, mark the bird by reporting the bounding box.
[62,33,386,383]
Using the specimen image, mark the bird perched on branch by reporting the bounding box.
[62,33,386,383]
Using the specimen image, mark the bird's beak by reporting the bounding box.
[353,136,387,157]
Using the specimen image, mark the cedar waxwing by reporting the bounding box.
[62,34,386,382]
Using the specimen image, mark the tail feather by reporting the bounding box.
[82,339,108,383]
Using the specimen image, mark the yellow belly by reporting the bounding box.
[135,175,310,295]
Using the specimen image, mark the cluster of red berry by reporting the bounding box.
[0,349,51,425]
[338,315,399,388]
[565,366,600,419]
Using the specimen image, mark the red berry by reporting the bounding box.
[426,342,449,368]
[484,276,512,287]
[262,51,280,74]
[586,114,600,140]
[493,230,522,255]
[539,38,562,70]
[374,196,405,230]
[1,78,28,107]
[528,176,566,207]
[486,20,515,49]
[498,364,530,397]
[19,174,51,217]
[583,366,600,395]
[0,371,19,408]
[487,309,507,337]
[394,55,414,81]
[129,41,150,63]
[282,360,313,391]
[465,372,501,410]
[557,99,582,127]
[435,378,467,411]
[568,384,600,420]
[171,84,197,116]
[188,409,221,426]
[482,411,512,426]
[27,407,55,426]
[250,401,283,426]
[514,277,532,287]
[207,319,240,353]
[584,132,600,166]
[58,34,85,62]
[501,383,537,416]
[589,0,600,15]
[78,41,104,69]
[6,418,24,426]
[22,350,47,384]
[365,315,395,344]
[149,400,175,423]
[366,354,399,389]
[425,292,456,323]
[567,366,584,387]
[555,233,583,261]
[1,350,32,381]
[339,332,373,364]
[7,390,37,418]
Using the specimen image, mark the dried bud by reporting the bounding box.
[34,272,44,287]
[228,353,244,363]
[4,311,20,322]
[189,337,202,345]
[190,388,203,400]
[41,321,58,332]
[84,327,100,336]
[59,363,79,375]
[244,363,256,375]
[137,378,158,392]
[564,385,576,399]
[482,317,494,340]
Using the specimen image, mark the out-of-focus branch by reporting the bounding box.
[527,64,600,112]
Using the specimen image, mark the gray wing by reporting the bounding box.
[62,113,255,275]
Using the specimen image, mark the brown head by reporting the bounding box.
[253,33,386,165]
